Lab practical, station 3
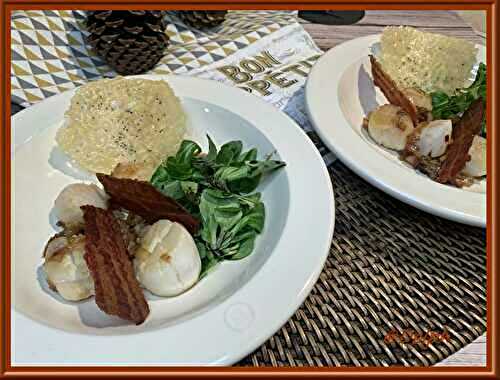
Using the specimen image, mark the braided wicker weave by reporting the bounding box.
[239,133,486,366]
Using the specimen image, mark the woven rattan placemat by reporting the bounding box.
[239,153,486,366]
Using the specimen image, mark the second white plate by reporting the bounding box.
[306,34,486,227]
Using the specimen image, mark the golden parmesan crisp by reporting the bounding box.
[56,77,186,174]
[380,26,478,95]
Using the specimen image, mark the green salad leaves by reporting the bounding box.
[431,62,487,136]
[151,136,286,277]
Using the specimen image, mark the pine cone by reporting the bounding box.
[86,10,169,75]
[178,11,228,29]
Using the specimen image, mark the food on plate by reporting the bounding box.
[151,136,286,276]
[379,26,477,95]
[134,220,201,297]
[370,55,420,124]
[43,76,286,324]
[111,161,153,181]
[402,87,432,113]
[56,77,186,175]
[42,172,199,322]
[405,119,453,159]
[42,133,285,325]
[431,63,487,137]
[82,205,150,325]
[54,183,108,228]
[111,208,149,257]
[436,97,485,185]
[365,34,486,188]
[96,173,200,234]
[43,234,94,301]
[366,104,414,150]
[462,135,486,177]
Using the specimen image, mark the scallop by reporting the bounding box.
[367,104,414,150]
[462,135,486,177]
[134,220,201,297]
[416,119,453,158]
[54,183,108,227]
[43,235,94,301]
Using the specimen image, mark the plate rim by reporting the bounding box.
[11,74,335,365]
[305,33,486,228]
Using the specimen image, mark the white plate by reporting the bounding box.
[305,34,486,227]
[11,75,335,365]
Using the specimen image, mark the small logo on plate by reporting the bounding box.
[224,303,255,331]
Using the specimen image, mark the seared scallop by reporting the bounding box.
[367,104,414,150]
[416,119,453,158]
[134,220,201,297]
[462,135,486,177]
[53,183,108,227]
[43,234,94,301]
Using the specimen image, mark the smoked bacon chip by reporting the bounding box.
[82,206,150,325]
[436,97,485,185]
[370,55,419,125]
[96,173,200,235]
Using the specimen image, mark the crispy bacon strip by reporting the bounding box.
[436,98,485,185]
[96,173,200,235]
[82,206,149,325]
[370,55,419,125]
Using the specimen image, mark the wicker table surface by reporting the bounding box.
[237,10,487,367]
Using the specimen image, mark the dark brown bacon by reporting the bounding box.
[436,98,485,185]
[82,206,149,325]
[370,55,419,125]
[96,173,200,235]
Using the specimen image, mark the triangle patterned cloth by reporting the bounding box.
[11,10,297,107]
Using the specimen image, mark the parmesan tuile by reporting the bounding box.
[56,77,186,174]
